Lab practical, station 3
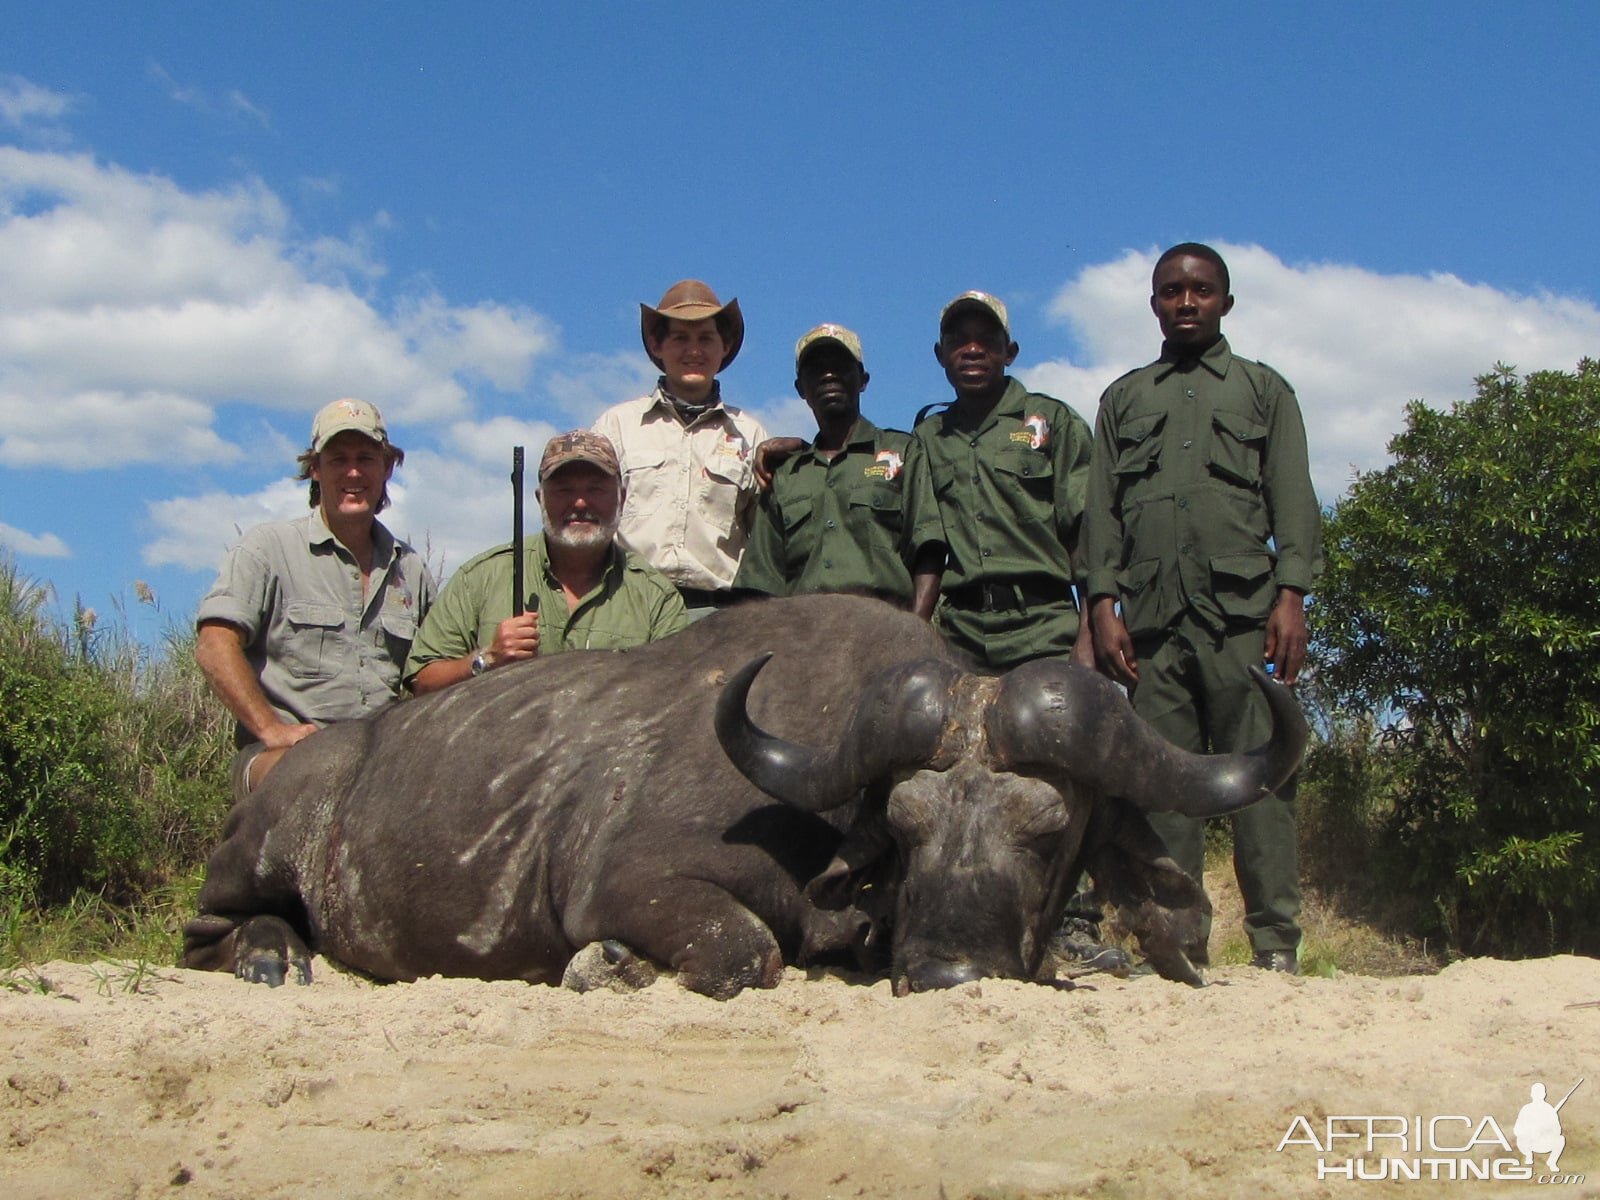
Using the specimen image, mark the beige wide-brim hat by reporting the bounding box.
[639,279,744,371]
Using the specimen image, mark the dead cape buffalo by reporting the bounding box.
[182,593,1306,997]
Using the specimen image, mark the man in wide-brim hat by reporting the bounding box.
[594,280,767,618]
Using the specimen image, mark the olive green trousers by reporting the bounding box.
[1133,613,1301,957]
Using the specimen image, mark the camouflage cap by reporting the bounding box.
[310,398,390,453]
[939,290,1011,340]
[539,429,621,482]
[794,323,865,371]
[640,279,745,371]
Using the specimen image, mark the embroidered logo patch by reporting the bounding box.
[867,449,903,481]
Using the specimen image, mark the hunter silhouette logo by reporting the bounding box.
[1515,1078,1582,1172]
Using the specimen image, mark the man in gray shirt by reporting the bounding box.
[196,398,435,799]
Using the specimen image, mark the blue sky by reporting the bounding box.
[3,2,1598,644]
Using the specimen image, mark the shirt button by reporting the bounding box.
[1178,498,1189,509]
[825,519,836,529]
[971,475,980,484]
[970,440,978,448]
[1183,439,1193,449]
[1186,389,1196,398]
[1180,544,1192,553]
[981,548,991,557]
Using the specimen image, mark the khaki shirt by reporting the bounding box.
[403,536,687,681]
[903,377,1093,592]
[197,509,435,746]
[1083,336,1323,636]
[593,387,768,591]
[733,418,914,604]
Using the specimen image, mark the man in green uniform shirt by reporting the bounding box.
[1083,243,1322,973]
[405,430,687,693]
[734,324,914,606]
[903,290,1095,670]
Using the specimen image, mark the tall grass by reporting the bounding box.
[0,556,232,966]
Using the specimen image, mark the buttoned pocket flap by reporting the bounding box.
[1114,412,1166,475]
[285,602,345,630]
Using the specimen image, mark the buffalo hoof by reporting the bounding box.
[562,940,659,994]
[232,915,313,987]
[239,953,313,987]
[898,960,986,994]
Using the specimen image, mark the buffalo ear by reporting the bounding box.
[804,820,892,909]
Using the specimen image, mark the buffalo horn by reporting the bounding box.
[988,662,1307,817]
[715,653,958,813]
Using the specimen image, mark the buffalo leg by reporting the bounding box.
[584,881,785,1000]
[182,809,313,985]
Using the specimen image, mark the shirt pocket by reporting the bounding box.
[846,482,903,535]
[1210,551,1276,622]
[281,601,346,679]
[1115,556,1166,636]
[993,447,1055,522]
[702,455,753,531]
[1112,412,1166,477]
[620,451,670,511]
[379,607,418,665]
[779,494,816,536]
[1208,409,1267,489]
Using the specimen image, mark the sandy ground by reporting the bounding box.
[3,954,1597,1200]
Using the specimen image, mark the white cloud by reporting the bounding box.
[143,480,307,572]
[146,62,270,128]
[0,520,69,558]
[1028,243,1600,502]
[443,415,563,468]
[0,387,239,469]
[0,142,556,466]
[541,352,658,424]
[0,75,72,129]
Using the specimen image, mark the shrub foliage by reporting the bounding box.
[0,558,232,912]
[1314,360,1600,954]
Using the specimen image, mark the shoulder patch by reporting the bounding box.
[865,448,904,481]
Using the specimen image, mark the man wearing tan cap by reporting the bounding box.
[404,429,687,694]
[903,291,1114,971]
[196,398,435,798]
[733,324,915,605]
[903,290,1095,670]
[593,280,767,618]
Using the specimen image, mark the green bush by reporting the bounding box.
[0,558,232,920]
[1313,360,1600,956]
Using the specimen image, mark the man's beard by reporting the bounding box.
[543,506,619,551]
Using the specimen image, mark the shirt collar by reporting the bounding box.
[1154,335,1234,382]
[305,506,395,567]
[538,535,625,597]
[795,416,884,467]
[649,378,725,425]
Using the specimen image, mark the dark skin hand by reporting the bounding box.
[754,437,807,489]
[1091,589,1309,686]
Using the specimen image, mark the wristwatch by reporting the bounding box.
[470,650,488,677]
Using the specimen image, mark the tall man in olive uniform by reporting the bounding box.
[903,291,1095,670]
[1083,243,1322,973]
[733,324,914,606]
[404,430,687,694]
